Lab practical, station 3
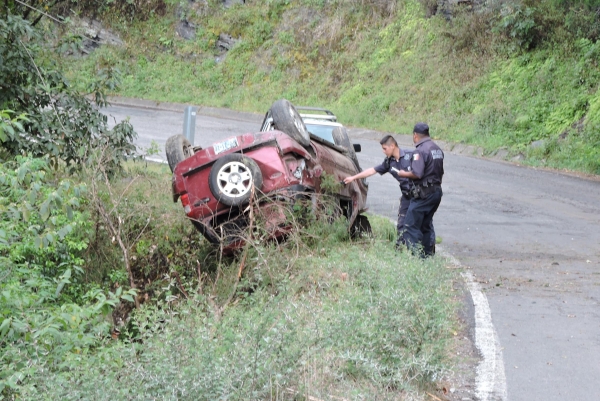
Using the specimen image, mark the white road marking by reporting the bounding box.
[388,213,506,399]
[439,246,508,401]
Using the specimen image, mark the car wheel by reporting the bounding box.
[269,99,311,147]
[351,214,373,239]
[166,134,194,173]
[332,127,360,169]
[208,153,263,207]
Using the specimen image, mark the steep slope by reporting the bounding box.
[64,0,600,173]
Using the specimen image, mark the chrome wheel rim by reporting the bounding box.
[216,161,253,198]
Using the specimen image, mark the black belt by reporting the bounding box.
[411,184,441,199]
[421,184,441,196]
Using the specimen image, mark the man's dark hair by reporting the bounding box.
[379,135,398,147]
[413,123,429,136]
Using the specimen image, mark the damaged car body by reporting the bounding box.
[167,99,370,250]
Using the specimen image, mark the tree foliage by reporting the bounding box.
[0,12,143,396]
[0,15,137,173]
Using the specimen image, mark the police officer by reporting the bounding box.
[395,148,417,248]
[343,135,422,247]
[395,123,444,257]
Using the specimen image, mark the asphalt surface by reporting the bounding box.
[103,101,600,401]
[356,136,600,401]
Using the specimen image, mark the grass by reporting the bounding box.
[59,0,600,175]
[28,235,459,400]
[7,160,461,400]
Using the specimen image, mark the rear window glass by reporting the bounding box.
[306,124,335,144]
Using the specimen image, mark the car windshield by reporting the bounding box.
[305,124,335,144]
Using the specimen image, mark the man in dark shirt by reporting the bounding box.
[343,135,432,247]
[395,123,444,256]
[390,148,417,247]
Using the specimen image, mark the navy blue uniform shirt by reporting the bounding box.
[374,148,414,193]
[411,137,444,186]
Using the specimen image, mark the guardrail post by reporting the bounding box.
[183,106,197,144]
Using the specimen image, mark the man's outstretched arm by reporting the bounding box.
[343,167,377,184]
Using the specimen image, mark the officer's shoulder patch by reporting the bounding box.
[413,153,420,160]
[403,153,411,160]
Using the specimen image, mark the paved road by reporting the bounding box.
[104,104,600,401]
[355,136,600,401]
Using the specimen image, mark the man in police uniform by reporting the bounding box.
[395,123,444,257]
[342,135,431,247]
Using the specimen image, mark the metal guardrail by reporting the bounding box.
[183,106,197,144]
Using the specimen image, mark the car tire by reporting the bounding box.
[166,134,194,173]
[208,153,263,207]
[332,127,360,169]
[269,99,311,147]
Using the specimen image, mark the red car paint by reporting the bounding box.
[171,130,368,248]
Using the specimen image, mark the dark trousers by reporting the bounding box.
[397,194,411,238]
[403,188,442,256]
[397,195,436,248]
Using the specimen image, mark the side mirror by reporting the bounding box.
[353,143,362,153]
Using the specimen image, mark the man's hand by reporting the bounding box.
[343,176,354,185]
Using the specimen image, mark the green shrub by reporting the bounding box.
[496,3,538,51]
[0,156,135,397]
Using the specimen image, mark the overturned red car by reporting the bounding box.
[166,99,370,249]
